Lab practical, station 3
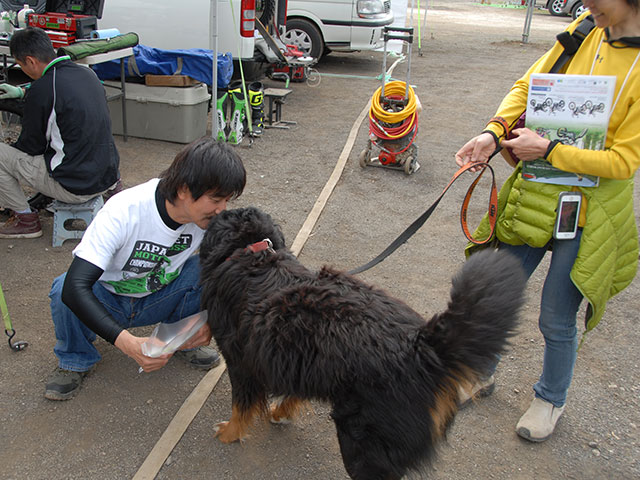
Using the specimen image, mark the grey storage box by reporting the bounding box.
[104,81,211,143]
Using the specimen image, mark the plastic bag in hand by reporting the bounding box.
[140,310,207,358]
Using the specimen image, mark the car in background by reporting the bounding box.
[282,0,393,59]
[562,0,587,20]
[543,0,588,20]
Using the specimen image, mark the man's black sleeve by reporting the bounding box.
[61,256,124,344]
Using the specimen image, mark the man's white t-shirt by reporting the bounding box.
[73,179,205,297]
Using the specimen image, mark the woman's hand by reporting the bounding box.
[501,128,550,162]
[455,132,497,172]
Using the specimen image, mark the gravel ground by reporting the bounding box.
[0,2,638,479]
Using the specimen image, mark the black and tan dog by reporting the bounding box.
[200,207,525,480]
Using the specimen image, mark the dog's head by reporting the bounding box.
[200,207,286,269]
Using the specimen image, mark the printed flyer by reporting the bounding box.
[522,73,616,187]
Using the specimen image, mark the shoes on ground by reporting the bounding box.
[0,206,12,220]
[103,179,124,203]
[0,211,42,238]
[174,346,221,370]
[44,367,92,401]
[516,396,565,442]
[27,192,54,212]
[458,374,496,409]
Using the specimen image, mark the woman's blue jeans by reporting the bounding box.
[498,231,583,407]
[49,255,202,372]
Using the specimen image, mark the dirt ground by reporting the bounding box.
[1,1,639,479]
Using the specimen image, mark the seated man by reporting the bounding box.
[45,137,246,400]
[0,27,120,238]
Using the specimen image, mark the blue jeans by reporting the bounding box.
[49,255,202,372]
[498,230,583,407]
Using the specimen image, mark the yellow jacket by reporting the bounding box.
[470,13,640,334]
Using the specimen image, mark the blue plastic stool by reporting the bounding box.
[51,196,104,247]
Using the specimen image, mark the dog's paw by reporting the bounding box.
[269,402,292,424]
[214,421,245,443]
[270,416,292,425]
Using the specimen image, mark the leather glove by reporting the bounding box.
[0,83,24,100]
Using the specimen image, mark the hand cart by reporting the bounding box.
[360,26,419,175]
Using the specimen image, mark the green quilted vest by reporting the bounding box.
[466,163,638,334]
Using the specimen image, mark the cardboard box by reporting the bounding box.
[144,75,199,87]
[104,81,211,144]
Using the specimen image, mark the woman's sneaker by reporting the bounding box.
[516,396,565,442]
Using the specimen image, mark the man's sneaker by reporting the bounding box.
[457,375,495,409]
[27,192,54,211]
[516,396,565,442]
[44,367,91,401]
[174,346,221,370]
[0,206,12,220]
[103,179,124,203]
[0,211,42,238]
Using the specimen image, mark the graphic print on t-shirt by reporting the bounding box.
[106,234,193,295]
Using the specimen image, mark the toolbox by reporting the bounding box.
[28,0,104,41]
[43,28,76,48]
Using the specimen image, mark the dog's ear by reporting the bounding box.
[241,207,286,251]
[200,207,288,267]
[200,208,248,267]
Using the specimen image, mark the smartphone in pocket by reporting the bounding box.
[553,192,582,240]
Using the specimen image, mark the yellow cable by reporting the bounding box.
[369,81,417,139]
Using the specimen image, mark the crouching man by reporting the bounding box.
[45,137,246,400]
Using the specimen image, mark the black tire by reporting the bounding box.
[547,0,567,16]
[256,0,275,26]
[571,1,586,20]
[231,59,268,82]
[282,18,324,59]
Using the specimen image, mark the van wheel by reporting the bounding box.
[283,19,324,60]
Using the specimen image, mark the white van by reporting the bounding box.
[99,0,393,64]
[281,0,393,59]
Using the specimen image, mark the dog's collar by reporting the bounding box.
[226,238,275,263]
[245,238,274,254]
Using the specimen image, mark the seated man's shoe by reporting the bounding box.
[44,367,91,401]
[175,346,221,370]
[27,192,54,211]
[457,374,495,409]
[103,179,124,203]
[0,211,42,238]
[0,206,12,220]
[516,396,565,442]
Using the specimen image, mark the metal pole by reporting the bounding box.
[210,0,218,139]
[522,0,534,44]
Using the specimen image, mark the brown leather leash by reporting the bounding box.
[348,159,499,275]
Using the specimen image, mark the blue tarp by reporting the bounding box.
[91,44,234,89]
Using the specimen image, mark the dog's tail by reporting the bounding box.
[418,248,526,393]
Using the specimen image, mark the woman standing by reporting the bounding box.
[455,0,640,442]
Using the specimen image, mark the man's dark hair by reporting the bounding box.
[158,136,246,203]
[9,27,56,63]
[627,0,639,9]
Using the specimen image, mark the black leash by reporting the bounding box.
[348,157,499,275]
